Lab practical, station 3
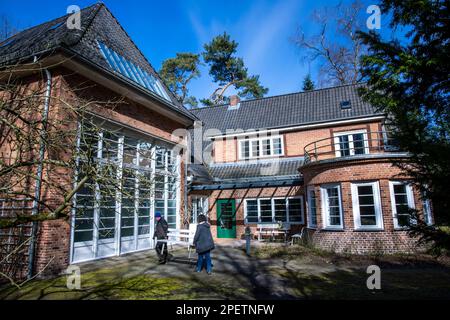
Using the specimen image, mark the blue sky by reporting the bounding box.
[0,0,382,103]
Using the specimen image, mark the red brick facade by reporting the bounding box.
[302,158,425,254]
[189,120,430,254]
[3,68,190,277]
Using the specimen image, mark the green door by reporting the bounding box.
[217,199,236,238]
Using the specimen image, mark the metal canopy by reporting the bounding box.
[190,177,303,191]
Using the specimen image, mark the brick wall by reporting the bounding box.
[191,186,304,240]
[212,120,382,163]
[301,158,427,254]
[7,67,191,276]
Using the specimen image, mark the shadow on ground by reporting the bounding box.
[1,244,450,300]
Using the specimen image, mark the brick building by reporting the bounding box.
[0,4,433,278]
[187,86,433,254]
[0,4,194,277]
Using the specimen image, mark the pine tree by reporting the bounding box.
[302,74,315,91]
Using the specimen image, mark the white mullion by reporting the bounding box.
[134,143,140,250]
[70,122,82,263]
[114,136,124,256]
[286,198,290,224]
[149,145,156,248]
[257,199,261,223]
[93,131,103,258]
[271,198,275,223]
[164,151,169,223]
[175,153,181,230]
[349,134,355,156]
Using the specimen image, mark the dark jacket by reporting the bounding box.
[193,222,215,254]
[154,217,168,240]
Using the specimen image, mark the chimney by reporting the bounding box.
[228,95,241,110]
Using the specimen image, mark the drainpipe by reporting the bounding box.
[28,57,52,279]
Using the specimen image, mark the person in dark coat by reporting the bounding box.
[153,211,168,264]
[193,214,215,274]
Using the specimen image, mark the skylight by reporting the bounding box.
[49,21,64,31]
[97,41,170,101]
[0,38,15,48]
[340,100,351,110]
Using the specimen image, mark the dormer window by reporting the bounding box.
[239,136,283,160]
[97,41,171,101]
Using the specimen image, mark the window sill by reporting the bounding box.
[353,228,384,232]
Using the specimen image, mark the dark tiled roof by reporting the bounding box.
[207,157,303,181]
[191,83,381,133]
[0,4,195,120]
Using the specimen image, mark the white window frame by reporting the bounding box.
[351,181,384,230]
[321,184,344,230]
[307,187,318,228]
[244,199,259,223]
[191,196,209,223]
[389,181,416,229]
[71,122,180,263]
[238,136,284,160]
[244,197,304,224]
[333,130,369,157]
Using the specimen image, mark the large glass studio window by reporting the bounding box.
[72,121,179,263]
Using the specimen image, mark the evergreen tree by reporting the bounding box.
[302,74,315,91]
[357,0,450,253]
[159,53,201,108]
[201,32,268,106]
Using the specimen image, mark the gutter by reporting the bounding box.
[28,58,52,279]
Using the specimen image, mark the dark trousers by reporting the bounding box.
[155,241,168,261]
[196,250,212,273]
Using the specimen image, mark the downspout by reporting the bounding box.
[28,57,52,279]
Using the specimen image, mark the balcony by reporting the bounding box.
[303,131,406,165]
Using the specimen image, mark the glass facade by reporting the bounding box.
[71,122,179,263]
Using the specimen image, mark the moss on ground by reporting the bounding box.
[1,245,449,300]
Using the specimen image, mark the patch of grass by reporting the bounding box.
[0,267,192,300]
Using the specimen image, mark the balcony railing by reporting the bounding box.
[303,131,402,164]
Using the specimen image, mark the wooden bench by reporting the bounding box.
[257,223,286,241]
[154,224,197,260]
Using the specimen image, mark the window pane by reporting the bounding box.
[262,139,271,156]
[352,133,365,154]
[338,136,350,156]
[251,140,260,158]
[393,183,412,227]
[74,230,93,242]
[246,200,258,222]
[274,199,287,222]
[308,190,317,226]
[361,216,377,225]
[241,140,250,159]
[272,138,282,155]
[259,199,272,222]
[326,187,341,226]
[288,198,302,222]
